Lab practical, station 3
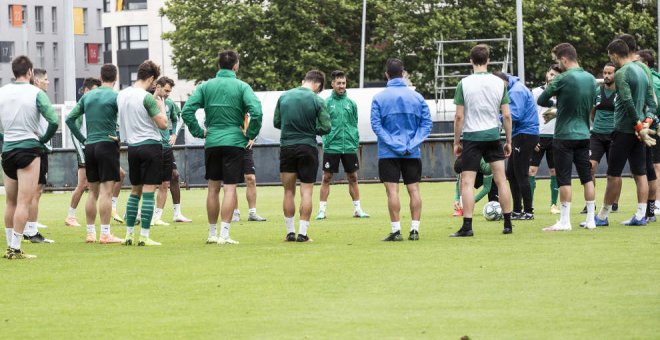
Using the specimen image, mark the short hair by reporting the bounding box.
[304,70,326,91]
[552,43,578,61]
[492,71,508,82]
[100,64,117,82]
[604,61,616,69]
[616,33,636,53]
[11,55,33,78]
[470,44,490,66]
[607,39,629,58]
[330,70,346,81]
[32,68,47,81]
[82,77,102,91]
[637,49,654,68]
[156,76,175,88]
[217,50,239,70]
[386,58,404,78]
[549,64,562,73]
[136,60,161,81]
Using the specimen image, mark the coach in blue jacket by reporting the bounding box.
[494,72,539,219]
[371,58,433,242]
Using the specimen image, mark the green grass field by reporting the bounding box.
[1,178,659,339]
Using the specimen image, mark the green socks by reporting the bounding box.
[141,192,155,229]
[125,194,140,228]
[550,175,559,205]
[529,176,536,197]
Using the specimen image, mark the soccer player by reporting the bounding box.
[638,49,660,217]
[182,50,263,244]
[1,56,59,259]
[451,44,513,236]
[231,146,267,222]
[67,64,124,244]
[274,70,331,242]
[65,77,102,227]
[493,71,539,220]
[316,70,369,220]
[453,157,494,213]
[118,60,169,246]
[529,64,562,214]
[373,59,432,241]
[537,43,597,231]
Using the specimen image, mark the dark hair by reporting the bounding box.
[304,70,325,91]
[386,58,404,78]
[616,33,636,53]
[82,77,102,91]
[137,60,161,81]
[552,43,578,61]
[470,44,490,66]
[607,39,629,58]
[492,71,508,82]
[33,68,47,80]
[100,64,117,82]
[637,49,654,68]
[12,55,33,78]
[330,70,346,81]
[218,50,239,70]
[156,76,175,88]
[604,61,616,69]
[549,64,562,73]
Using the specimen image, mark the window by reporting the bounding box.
[122,0,147,10]
[36,42,44,68]
[54,78,60,104]
[51,7,57,33]
[52,42,58,68]
[0,41,14,63]
[8,5,27,26]
[118,25,148,50]
[104,27,112,51]
[103,0,110,13]
[35,6,43,33]
[83,8,88,34]
[97,9,102,28]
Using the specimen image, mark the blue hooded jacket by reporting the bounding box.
[507,75,539,136]
[370,78,433,159]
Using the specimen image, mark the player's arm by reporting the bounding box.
[36,91,59,143]
[243,86,263,140]
[500,89,513,157]
[66,101,87,144]
[453,82,465,156]
[144,95,168,129]
[537,77,559,107]
[181,84,206,138]
[644,78,658,119]
[615,69,640,122]
[408,97,432,151]
[273,97,282,130]
[168,102,180,145]
[315,98,331,136]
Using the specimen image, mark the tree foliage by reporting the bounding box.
[162,0,659,97]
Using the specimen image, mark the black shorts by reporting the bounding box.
[204,146,245,184]
[530,136,554,168]
[279,144,319,184]
[161,148,174,182]
[652,136,660,164]
[244,148,256,175]
[38,153,48,185]
[128,143,163,185]
[552,139,592,187]
[378,158,422,185]
[461,140,505,172]
[607,132,646,177]
[85,141,121,183]
[589,132,612,163]
[647,146,657,181]
[322,153,359,173]
[1,147,42,181]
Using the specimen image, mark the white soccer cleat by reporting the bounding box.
[173,214,192,223]
[217,237,239,245]
[231,212,240,222]
[542,221,572,232]
[206,236,219,244]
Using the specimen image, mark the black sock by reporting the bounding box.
[503,213,512,228]
[647,200,656,217]
[462,217,473,230]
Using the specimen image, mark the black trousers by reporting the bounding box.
[507,133,539,213]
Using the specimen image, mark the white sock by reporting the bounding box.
[284,217,295,234]
[10,231,22,249]
[173,204,181,216]
[68,207,76,217]
[319,201,327,212]
[153,208,163,221]
[140,228,149,238]
[5,227,13,247]
[299,220,309,236]
[100,224,110,235]
[391,221,401,233]
[248,208,256,215]
[126,226,135,235]
[411,220,420,232]
[233,209,240,215]
[87,224,96,233]
[112,197,118,210]
[656,200,660,209]
[598,205,612,220]
[636,203,647,220]
[559,202,571,226]
[25,221,38,236]
[220,222,231,239]
[353,200,361,211]
[585,201,595,225]
[208,224,217,238]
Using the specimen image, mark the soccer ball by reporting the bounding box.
[482,201,503,221]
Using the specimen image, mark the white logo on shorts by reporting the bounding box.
[325,162,330,169]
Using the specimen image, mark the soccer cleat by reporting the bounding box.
[449,228,474,237]
[3,247,11,259]
[99,234,124,244]
[217,237,239,245]
[138,236,162,246]
[248,213,267,222]
[353,210,370,218]
[502,227,513,234]
[542,221,572,232]
[231,211,240,222]
[315,211,326,220]
[173,214,192,223]
[647,215,657,223]
[383,231,404,241]
[296,234,313,242]
[579,216,608,228]
[151,219,170,226]
[6,248,36,260]
[65,216,81,227]
[520,213,534,220]
[579,205,588,214]
[206,236,219,244]
[452,208,464,217]
[285,232,296,242]
[112,210,125,224]
[611,203,619,212]
[550,204,560,214]
[408,230,419,241]
[123,233,135,246]
[510,211,524,220]
[85,232,97,243]
[622,215,647,226]
[24,232,55,244]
